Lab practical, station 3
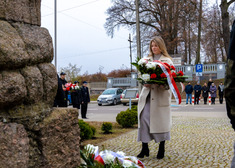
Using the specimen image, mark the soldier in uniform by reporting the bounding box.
[81,81,90,119]
[225,19,235,167]
[59,72,68,107]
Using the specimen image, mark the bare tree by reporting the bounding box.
[60,63,82,81]
[220,0,235,55]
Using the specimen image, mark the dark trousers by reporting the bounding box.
[219,93,223,104]
[204,97,208,104]
[211,97,215,104]
[81,103,88,118]
[195,94,200,104]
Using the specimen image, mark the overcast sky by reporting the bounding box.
[41,0,131,75]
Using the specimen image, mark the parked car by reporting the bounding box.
[121,88,139,106]
[97,88,123,106]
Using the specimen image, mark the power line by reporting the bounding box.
[59,47,129,60]
[41,2,127,40]
[42,0,101,17]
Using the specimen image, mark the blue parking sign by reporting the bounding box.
[196,64,203,72]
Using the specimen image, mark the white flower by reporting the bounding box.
[127,156,138,164]
[138,58,149,65]
[103,153,115,164]
[75,86,80,89]
[123,160,134,168]
[84,144,98,154]
[141,74,150,81]
[116,151,126,157]
[146,62,156,69]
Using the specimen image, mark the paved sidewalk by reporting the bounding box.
[98,116,234,168]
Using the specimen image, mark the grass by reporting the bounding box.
[80,121,137,147]
[90,94,99,101]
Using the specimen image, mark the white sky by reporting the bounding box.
[41,0,131,75]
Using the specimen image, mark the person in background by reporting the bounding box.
[207,78,213,89]
[209,83,217,104]
[201,83,209,104]
[193,81,202,105]
[225,19,235,168]
[59,72,68,107]
[218,82,224,104]
[185,82,193,104]
[71,81,82,111]
[53,74,65,107]
[81,81,90,119]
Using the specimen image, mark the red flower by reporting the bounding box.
[160,73,167,78]
[150,73,157,79]
[170,65,175,70]
[177,71,184,76]
[66,87,71,91]
[172,72,177,78]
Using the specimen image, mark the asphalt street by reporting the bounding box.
[78,101,227,122]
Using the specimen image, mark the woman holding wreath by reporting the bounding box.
[137,36,173,159]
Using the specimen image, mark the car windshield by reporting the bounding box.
[102,90,116,95]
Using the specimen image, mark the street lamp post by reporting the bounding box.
[128,34,133,72]
[54,0,57,71]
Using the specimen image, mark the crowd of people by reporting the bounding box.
[53,72,90,119]
[185,79,224,105]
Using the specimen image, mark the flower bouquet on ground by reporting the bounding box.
[79,144,145,168]
[132,57,188,104]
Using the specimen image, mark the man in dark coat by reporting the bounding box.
[209,83,217,104]
[185,82,193,104]
[201,82,209,104]
[218,82,224,104]
[207,78,213,89]
[81,81,90,119]
[53,74,65,107]
[59,72,68,107]
[225,19,235,167]
[193,81,202,105]
[71,81,82,110]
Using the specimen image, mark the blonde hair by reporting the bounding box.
[148,36,172,60]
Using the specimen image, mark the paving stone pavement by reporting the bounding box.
[98,116,234,168]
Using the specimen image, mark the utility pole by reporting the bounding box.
[195,0,202,65]
[54,0,57,71]
[135,0,141,59]
[128,34,133,72]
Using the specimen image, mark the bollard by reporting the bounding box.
[199,95,201,103]
[192,94,194,105]
[208,93,211,105]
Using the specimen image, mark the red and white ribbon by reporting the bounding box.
[153,60,182,104]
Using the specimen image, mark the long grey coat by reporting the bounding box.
[138,55,173,133]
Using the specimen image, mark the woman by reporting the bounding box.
[218,82,224,104]
[137,36,173,159]
[201,83,209,104]
[71,81,82,110]
[210,83,217,104]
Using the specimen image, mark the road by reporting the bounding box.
[78,102,227,122]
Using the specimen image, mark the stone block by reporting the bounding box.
[38,63,58,105]
[0,20,30,70]
[20,66,43,104]
[0,0,41,26]
[12,22,54,65]
[39,108,80,168]
[0,122,29,168]
[0,70,27,108]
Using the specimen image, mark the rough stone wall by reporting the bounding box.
[0,0,80,167]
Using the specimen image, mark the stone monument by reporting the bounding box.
[0,1,80,167]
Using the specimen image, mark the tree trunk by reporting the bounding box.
[220,0,235,56]
[195,0,202,65]
[188,19,191,64]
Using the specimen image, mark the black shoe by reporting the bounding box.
[157,141,165,159]
[137,143,149,158]
[82,117,88,119]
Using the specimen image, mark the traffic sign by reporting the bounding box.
[196,72,202,76]
[196,64,203,72]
